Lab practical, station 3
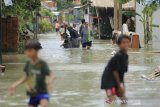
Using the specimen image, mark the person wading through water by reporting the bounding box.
[101,35,131,104]
[81,22,92,49]
[9,40,56,107]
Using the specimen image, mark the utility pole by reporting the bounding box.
[0,0,3,64]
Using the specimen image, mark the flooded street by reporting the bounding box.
[1,33,160,107]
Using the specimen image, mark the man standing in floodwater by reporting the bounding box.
[79,19,86,35]
[55,20,60,33]
[81,22,92,49]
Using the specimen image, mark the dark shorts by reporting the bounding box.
[56,28,59,32]
[82,41,92,48]
[28,93,49,107]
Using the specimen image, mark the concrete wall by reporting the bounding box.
[136,2,160,48]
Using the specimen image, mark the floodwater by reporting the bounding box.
[1,33,160,107]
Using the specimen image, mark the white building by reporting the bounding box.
[136,2,160,48]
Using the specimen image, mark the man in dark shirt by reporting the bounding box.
[101,35,131,104]
[79,19,85,36]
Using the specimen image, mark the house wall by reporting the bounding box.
[1,17,19,52]
[136,2,160,49]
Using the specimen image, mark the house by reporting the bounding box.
[91,0,135,9]
[84,0,135,39]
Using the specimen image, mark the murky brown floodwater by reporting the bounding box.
[1,33,160,107]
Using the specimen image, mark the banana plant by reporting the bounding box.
[138,1,159,44]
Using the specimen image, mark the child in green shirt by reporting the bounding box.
[9,40,56,107]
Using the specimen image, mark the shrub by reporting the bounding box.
[39,19,53,33]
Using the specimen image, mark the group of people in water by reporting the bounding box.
[55,19,93,49]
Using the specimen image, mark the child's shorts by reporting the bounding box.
[28,93,49,107]
[106,87,118,96]
[105,84,125,97]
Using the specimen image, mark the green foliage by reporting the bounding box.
[91,7,97,16]
[137,1,159,44]
[56,0,74,10]
[40,8,53,17]
[2,0,41,16]
[18,40,27,54]
[39,19,53,33]
[115,0,132,4]
[137,0,145,4]
[1,0,42,53]
[66,14,75,22]
[115,0,151,4]
[2,0,42,32]
[143,1,159,15]
[81,0,87,4]
[39,8,55,33]
[151,24,159,28]
[122,10,136,16]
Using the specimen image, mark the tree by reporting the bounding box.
[56,0,74,10]
[116,0,144,4]
[2,0,41,31]
[1,0,42,53]
[81,0,87,4]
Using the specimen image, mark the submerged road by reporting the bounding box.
[0,33,160,107]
